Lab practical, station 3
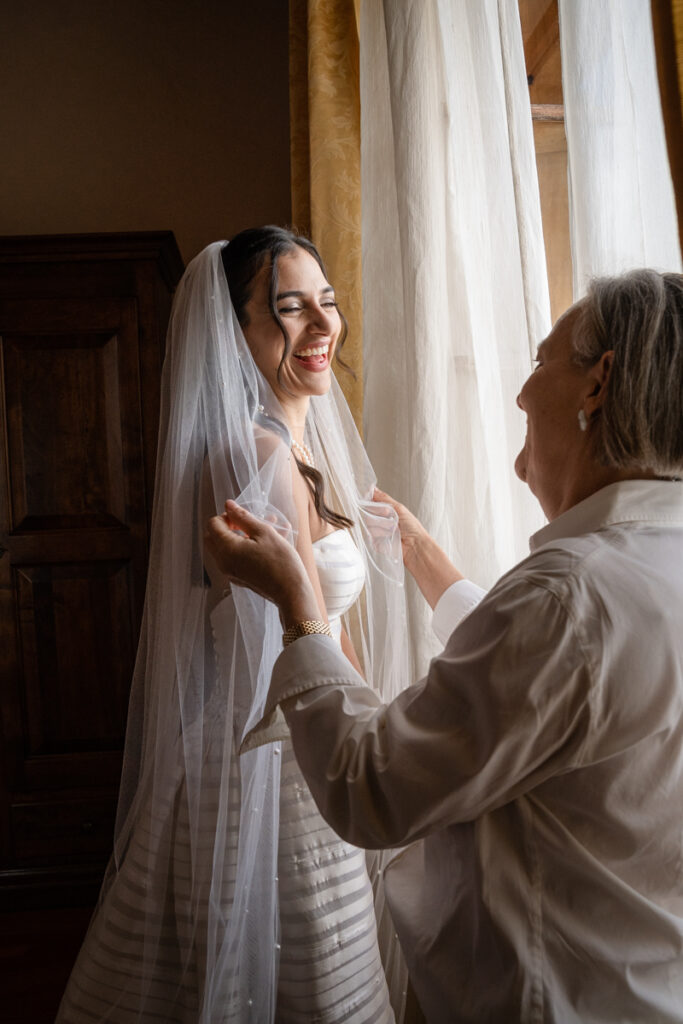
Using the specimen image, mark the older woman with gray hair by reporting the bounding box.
[206,269,683,1023]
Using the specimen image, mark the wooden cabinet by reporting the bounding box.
[0,233,183,913]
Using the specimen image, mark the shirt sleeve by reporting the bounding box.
[431,579,487,645]
[242,575,594,849]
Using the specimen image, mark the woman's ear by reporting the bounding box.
[584,350,614,415]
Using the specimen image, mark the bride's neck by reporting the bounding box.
[281,395,310,444]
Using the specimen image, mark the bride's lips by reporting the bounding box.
[293,344,331,372]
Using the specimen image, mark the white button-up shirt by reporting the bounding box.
[247,480,683,1023]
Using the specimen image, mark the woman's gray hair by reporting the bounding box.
[573,269,683,476]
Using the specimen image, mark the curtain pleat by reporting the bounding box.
[289,0,363,431]
[559,0,682,297]
[361,0,549,676]
[651,0,683,253]
[289,0,311,236]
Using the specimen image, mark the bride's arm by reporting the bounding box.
[289,458,330,627]
[340,626,364,676]
[290,463,365,675]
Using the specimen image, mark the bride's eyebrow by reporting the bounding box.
[276,286,335,300]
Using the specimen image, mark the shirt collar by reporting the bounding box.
[529,479,683,552]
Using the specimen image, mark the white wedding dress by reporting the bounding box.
[56,527,395,1024]
[273,529,394,1023]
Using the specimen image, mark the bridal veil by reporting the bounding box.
[57,241,411,1022]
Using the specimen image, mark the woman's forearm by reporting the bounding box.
[402,532,464,609]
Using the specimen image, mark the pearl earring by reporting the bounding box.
[578,409,588,432]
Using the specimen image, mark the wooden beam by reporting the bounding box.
[524,0,560,81]
[531,103,564,121]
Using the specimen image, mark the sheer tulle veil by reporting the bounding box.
[59,241,411,1022]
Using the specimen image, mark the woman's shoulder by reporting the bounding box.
[483,531,619,628]
[518,533,598,574]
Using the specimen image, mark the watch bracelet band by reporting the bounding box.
[282,619,333,646]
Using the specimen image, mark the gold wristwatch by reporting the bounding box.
[282,620,333,646]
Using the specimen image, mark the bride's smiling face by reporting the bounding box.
[242,246,342,406]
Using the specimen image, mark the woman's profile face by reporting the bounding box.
[241,245,341,407]
[515,304,593,518]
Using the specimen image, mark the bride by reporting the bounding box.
[56,227,411,1023]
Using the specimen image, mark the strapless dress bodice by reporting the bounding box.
[312,528,365,635]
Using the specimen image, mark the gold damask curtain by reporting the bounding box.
[289,0,363,430]
[652,0,683,251]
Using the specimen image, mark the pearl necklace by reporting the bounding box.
[291,438,315,468]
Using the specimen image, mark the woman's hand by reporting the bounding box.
[373,487,464,609]
[373,487,430,570]
[205,501,322,628]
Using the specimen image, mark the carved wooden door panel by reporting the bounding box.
[0,234,183,910]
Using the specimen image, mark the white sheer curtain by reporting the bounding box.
[360,0,549,674]
[559,0,682,295]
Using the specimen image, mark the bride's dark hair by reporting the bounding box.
[221,226,353,530]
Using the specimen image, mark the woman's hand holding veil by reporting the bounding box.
[373,487,464,609]
[205,500,323,629]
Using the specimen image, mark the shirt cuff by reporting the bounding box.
[240,633,365,753]
[432,579,486,647]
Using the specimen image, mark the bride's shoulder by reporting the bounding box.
[252,421,290,465]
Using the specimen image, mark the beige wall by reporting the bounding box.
[0,0,291,263]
